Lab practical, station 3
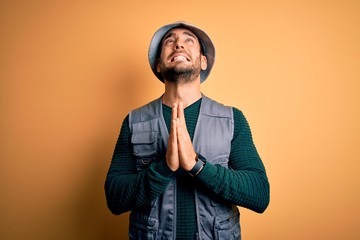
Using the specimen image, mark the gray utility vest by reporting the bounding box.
[128,95,241,240]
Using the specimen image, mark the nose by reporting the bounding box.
[174,40,184,51]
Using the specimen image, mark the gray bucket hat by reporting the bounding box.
[148,21,215,83]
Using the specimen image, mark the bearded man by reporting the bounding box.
[105,21,270,240]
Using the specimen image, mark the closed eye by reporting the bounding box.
[185,38,194,43]
[164,38,174,45]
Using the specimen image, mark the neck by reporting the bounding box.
[162,79,202,108]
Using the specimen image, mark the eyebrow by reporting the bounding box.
[162,30,197,42]
[182,31,197,39]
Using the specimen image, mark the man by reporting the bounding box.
[105,21,270,240]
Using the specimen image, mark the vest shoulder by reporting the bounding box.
[202,96,233,118]
[129,98,162,124]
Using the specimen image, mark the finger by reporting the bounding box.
[177,102,185,127]
[172,120,178,159]
[177,102,183,120]
[176,118,183,148]
[169,119,177,145]
[172,103,178,120]
[175,118,182,138]
[166,119,179,171]
[171,119,177,143]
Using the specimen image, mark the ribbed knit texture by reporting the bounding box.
[105,97,270,239]
[105,116,173,214]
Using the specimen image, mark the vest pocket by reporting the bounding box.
[214,211,241,240]
[131,131,158,171]
[129,212,158,240]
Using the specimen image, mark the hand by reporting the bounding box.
[165,102,197,172]
[175,102,197,171]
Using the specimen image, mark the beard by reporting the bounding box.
[158,57,201,84]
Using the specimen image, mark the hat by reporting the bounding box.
[148,21,215,83]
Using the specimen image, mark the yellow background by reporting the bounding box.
[1,0,359,239]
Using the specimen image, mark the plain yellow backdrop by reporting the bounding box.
[1,0,359,239]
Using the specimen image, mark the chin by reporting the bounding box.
[161,67,201,83]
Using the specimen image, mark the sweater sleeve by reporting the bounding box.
[104,115,174,215]
[196,108,270,213]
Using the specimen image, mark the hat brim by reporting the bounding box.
[148,21,215,83]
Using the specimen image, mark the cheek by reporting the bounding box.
[159,51,170,64]
[161,47,172,58]
[156,57,165,71]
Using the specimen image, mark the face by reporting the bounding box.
[156,28,207,83]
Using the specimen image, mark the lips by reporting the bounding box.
[170,53,190,62]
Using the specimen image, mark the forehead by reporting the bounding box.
[162,27,199,41]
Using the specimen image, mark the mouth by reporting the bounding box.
[170,54,190,62]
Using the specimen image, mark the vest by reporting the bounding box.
[128,95,241,240]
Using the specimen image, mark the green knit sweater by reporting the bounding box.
[105,98,270,239]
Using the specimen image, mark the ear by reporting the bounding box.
[201,55,207,71]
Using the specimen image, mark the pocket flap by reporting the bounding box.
[132,131,157,144]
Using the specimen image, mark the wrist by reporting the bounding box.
[188,153,205,177]
[184,152,198,171]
